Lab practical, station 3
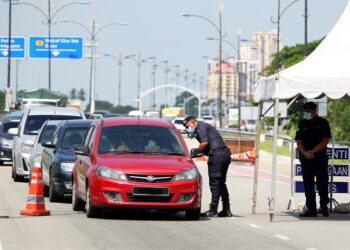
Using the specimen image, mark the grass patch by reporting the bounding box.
[260,140,291,157]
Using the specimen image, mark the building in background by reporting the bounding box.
[240,30,281,73]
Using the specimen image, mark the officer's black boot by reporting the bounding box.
[218,202,233,217]
[200,203,218,217]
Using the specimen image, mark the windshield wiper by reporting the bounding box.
[142,152,185,156]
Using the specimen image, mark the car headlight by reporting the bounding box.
[96,166,127,181]
[173,168,198,182]
[60,162,75,172]
[20,142,32,154]
[0,138,13,148]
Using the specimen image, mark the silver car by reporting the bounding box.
[28,120,60,180]
[11,107,85,181]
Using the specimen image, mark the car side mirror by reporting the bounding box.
[42,142,55,148]
[190,148,205,158]
[8,127,18,136]
[24,140,34,147]
[74,146,90,156]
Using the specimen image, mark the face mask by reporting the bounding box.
[186,126,195,137]
[303,112,312,120]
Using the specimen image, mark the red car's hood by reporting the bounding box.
[97,154,195,175]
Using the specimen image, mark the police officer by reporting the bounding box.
[295,102,331,217]
[183,116,232,217]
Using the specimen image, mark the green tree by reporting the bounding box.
[78,88,86,101]
[70,88,77,99]
[110,105,135,114]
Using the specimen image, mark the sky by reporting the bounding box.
[0,0,348,110]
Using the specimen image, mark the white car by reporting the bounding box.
[202,116,216,127]
[171,117,187,134]
[10,107,85,182]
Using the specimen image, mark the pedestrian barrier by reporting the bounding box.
[20,164,50,216]
[287,141,350,211]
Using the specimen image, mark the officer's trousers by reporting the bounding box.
[208,148,231,205]
[301,158,329,212]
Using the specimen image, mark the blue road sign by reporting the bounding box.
[0,37,25,59]
[295,181,349,193]
[29,37,83,59]
[295,164,349,177]
[296,147,349,160]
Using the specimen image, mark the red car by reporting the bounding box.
[72,117,202,219]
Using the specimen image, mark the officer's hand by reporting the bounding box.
[304,151,315,160]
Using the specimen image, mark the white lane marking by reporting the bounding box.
[230,217,237,220]
[274,234,291,241]
[248,223,262,229]
[305,248,318,250]
[0,238,3,250]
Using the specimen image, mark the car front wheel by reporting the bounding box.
[86,184,99,218]
[185,207,201,220]
[49,170,61,202]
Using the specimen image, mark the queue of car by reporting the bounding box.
[1,107,203,220]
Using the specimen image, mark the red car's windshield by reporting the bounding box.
[98,125,185,156]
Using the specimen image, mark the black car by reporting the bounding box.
[0,111,23,165]
[41,119,92,202]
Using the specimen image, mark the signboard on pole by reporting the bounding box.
[0,37,25,59]
[29,37,83,59]
[295,164,349,177]
[295,181,349,193]
[228,108,238,126]
[296,147,349,160]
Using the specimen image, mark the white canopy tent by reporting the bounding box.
[253,1,350,221]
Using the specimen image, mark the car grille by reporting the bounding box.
[127,194,173,203]
[127,174,173,183]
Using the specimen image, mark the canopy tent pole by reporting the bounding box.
[269,98,280,222]
[252,101,263,214]
[330,100,338,211]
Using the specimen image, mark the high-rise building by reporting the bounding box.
[207,57,238,108]
[240,30,282,73]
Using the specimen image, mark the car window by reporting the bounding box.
[84,125,95,147]
[1,121,20,133]
[88,127,97,153]
[38,125,57,143]
[174,119,183,125]
[60,127,89,149]
[24,115,82,135]
[98,125,185,155]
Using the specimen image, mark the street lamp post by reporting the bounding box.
[207,36,241,129]
[142,57,158,110]
[14,0,90,90]
[3,0,19,90]
[105,50,126,106]
[271,0,299,72]
[125,53,144,112]
[61,18,127,115]
[180,2,225,127]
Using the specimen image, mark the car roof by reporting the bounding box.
[58,119,92,127]
[99,117,173,128]
[26,107,84,116]
[3,111,23,118]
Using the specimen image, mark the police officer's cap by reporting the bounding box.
[183,115,197,127]
[303,102,317,110]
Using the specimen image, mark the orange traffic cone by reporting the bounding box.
[20,164,50,216]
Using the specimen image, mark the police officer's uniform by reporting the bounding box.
[193,121,232,216]
[295,116,331,214]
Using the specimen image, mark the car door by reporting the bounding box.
[41,128,59,186]
[77,125,96,197]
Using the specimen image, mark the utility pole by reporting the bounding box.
[304,0,309,56]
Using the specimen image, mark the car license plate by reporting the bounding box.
[132,187,169,196]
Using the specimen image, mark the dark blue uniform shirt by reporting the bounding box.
[194,121,226,156]
[295,116,331,163]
